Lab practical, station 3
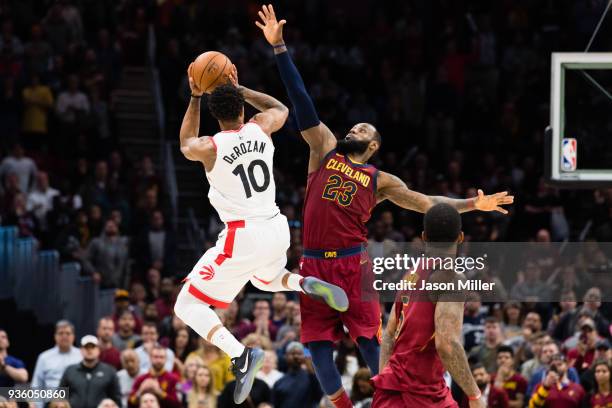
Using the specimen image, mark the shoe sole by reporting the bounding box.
[233,348,265,404]
[304,278,349,312]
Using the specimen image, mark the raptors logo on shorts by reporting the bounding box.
[199,265,215,281]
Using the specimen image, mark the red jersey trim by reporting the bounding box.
[214,220,245,265]
[209,137,217,152]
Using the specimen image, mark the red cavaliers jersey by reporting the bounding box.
[302,150,378,249]
[372,268,456,407]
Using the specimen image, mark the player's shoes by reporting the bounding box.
[301,276,349,312]
[231,347,265,404]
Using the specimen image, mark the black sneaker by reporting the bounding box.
[231,347,265,404]
[301,276,349,312]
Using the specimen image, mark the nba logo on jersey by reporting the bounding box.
[562,138,577,171]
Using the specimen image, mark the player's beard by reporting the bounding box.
[336,138,370,155]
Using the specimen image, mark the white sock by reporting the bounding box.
[210,327,245,359]
[174,288,245,358]
[250,269,304,292]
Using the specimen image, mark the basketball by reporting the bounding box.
[190,51,233,93]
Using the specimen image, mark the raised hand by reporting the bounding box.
[474,189,514,214]
[255,4,286,46]
[228,64,239,87]
[187,63,203,97]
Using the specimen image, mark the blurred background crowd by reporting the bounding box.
[0,0,612,407]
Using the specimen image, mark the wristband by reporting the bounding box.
[468,391,481,401]
[191,94,202,99]
[273,42,286,48]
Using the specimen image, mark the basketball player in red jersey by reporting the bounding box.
[372,203,484,407]
[256,5,512,407]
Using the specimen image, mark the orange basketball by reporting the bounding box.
[190,51,233,93]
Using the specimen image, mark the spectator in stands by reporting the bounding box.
[501,302,523,339]
[187,340,233,394]
[135,322,175,373]
[98,399,119,408]
[520,333,552,382]
[3,192,39,238]
[132,187,161,234]
[129,282,147,318]
[256,350,283,389]
[26,171,59,230]
[142,303,159,325]
[493,345,527,408]
[153,278,175,322]
[128,345,180,408]
[469,317,505,373]
[218,376,269,408]
[59,335,121,408]
[529,353,585,408]
[271,342,322,408]
[579,288,610,338]
[0,329,27,386]
[179,355,204,394]
[83,218,130,288]
[117,349,140,408]
[270,292,288,331]
[133,210,176,277]
[463,363,509,407]
[80,161,110,212]
[0,143,37,194]
[335,334,361,396]
[23,24,52,75]
[114,290,144,335]
[567,318,600,375]
[224,300,250,339]
[0,20,23,55]
[463,292,486,351]
[186,366,217,408]
[235,299,278,341]
[48,401,71,408]
[590,360,612,407]
[145,267,162,301]
[32,320,82,391]
[551,292,578,342]
[350,368,374,408]
[169,327,194,364]
[112,310,142,351]
[21,74,54,148]
[527,342,581,398]
[580,339,611,394]
[510,261,552,301]
[138,393,160,408]
[98,317,121,370]
[56,74,90,127]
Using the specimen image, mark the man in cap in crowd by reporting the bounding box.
[272,341,323,408]
[59,335,121,408]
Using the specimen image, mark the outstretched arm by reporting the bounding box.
[380,303,398,370]
[376,171,514,214]
[256,4,336,172]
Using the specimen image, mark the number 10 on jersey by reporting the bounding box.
[233,160,271,198]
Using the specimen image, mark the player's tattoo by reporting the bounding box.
[434,300,480,399]
[379,304,397,369]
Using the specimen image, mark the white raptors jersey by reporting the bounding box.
[206,122,279,222]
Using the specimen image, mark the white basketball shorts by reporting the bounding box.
[182,213,290,308]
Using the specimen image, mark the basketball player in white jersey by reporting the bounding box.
[174,65,349,403]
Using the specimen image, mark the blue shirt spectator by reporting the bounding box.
[272,342,323,408]
[0,329,28,387]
